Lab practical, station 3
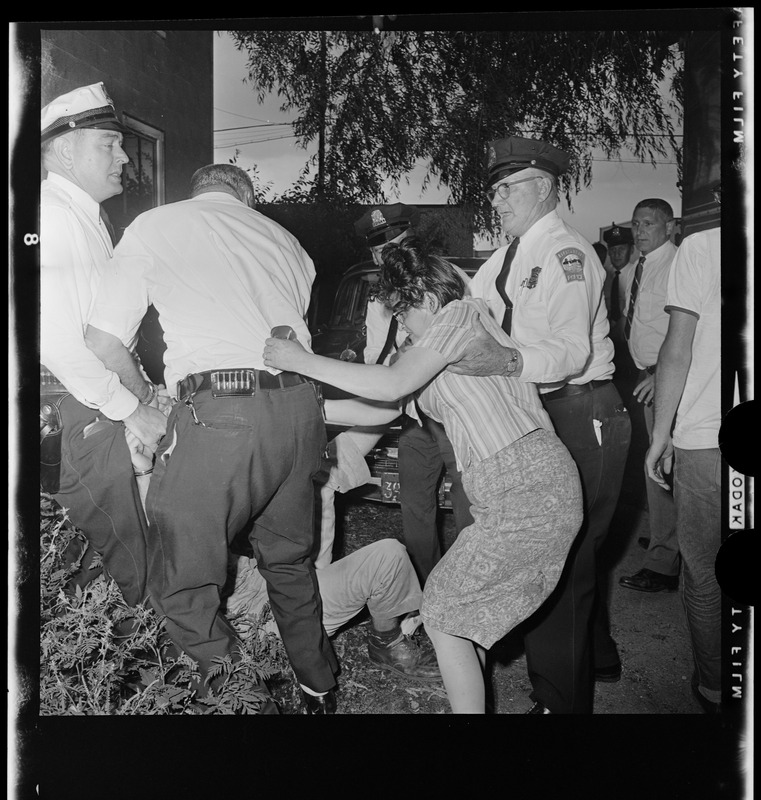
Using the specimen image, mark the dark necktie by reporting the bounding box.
[99,207,117,247]
[495,236,520,334]
[624,255,645,340]
[610,270,621,322]
[375,315,399,364]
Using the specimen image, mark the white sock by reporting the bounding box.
[300,684,327,697]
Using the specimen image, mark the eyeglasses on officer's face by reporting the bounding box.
[486,175,540,203]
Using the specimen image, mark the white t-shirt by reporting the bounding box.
[665,228,721,450]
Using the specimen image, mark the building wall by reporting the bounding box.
[41,29,213,205]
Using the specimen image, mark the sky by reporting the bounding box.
[212,30,683,251]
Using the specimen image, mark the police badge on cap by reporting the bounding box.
[486,135,572,189]
[354,203,420,247]
[602,225,634,247]
[41,82,128,143]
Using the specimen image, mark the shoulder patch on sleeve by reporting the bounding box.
[556,247,586,282]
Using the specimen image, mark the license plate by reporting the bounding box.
[381,472,401,503]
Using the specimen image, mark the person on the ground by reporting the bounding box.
[124,428,441,688]
[445,135,632,712]
[618,199,680,595]
[264,236,583,714]
[226,537,441,683]
[644,214,723,713]
[40,81,168,609]
[85,163,338,714]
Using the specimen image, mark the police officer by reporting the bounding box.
[450,135,632,713]
[40,82,168,607]
[354,203,474,583]
[86,163,339,713]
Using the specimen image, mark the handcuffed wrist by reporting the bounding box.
[133,467,154,477]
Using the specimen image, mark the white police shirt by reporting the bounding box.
[468,209,614,392]
[40,172,140,420]
[89,192,316,394]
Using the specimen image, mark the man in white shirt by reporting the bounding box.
[85,164,339,713]
[644,222,722,712]
[449,135,631,713]
[40,82,168,608]
[618,199,680,594]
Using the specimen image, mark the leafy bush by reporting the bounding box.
[39,492,295,715]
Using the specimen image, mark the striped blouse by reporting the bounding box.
[407,297,554,472]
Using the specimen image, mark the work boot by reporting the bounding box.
[367,626,442,682]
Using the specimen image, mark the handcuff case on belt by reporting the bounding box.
[40,395,66,493]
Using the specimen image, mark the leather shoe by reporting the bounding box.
[368,630,442,682]
[637,537,650,550]
[594,662,622,683]
[619,568,678,593]
[525,701,551,714]
[691,683,721,714]
[301,688,337,714]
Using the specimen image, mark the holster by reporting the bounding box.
[40,394,66,494]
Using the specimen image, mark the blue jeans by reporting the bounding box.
[674,447,722,699]
[641,382,679,576]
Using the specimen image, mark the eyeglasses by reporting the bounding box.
[486,175,540,203]
[391,306,408,324]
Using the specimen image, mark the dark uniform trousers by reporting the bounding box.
[397,413,474,584]
[145,381,338,695]
[523,381,631,713]
[52,396,149,608]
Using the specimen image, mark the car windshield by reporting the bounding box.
[329,272,377,328]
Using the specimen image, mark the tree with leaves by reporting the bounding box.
[229,29,683,233]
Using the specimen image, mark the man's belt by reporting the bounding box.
[177,368,306,401]
[40,366,68,394]
[542,379,612,402]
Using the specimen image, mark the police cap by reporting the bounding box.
[354,203,420,247]
[603,225,634,247]
[486,135,571,189]
[41,82,128,143]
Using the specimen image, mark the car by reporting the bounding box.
[310,255,487,507]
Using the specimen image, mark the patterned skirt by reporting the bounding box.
[420,428,583,649]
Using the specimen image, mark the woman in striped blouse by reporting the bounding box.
[264,236,583,714]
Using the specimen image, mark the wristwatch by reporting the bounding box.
[505,348,520,375]
[141,381,157,405]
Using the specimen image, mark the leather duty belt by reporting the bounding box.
[177,368,306,401]
[542,379,612,403]
[40,366,68,394]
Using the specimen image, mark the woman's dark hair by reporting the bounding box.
[373,235,466,313]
